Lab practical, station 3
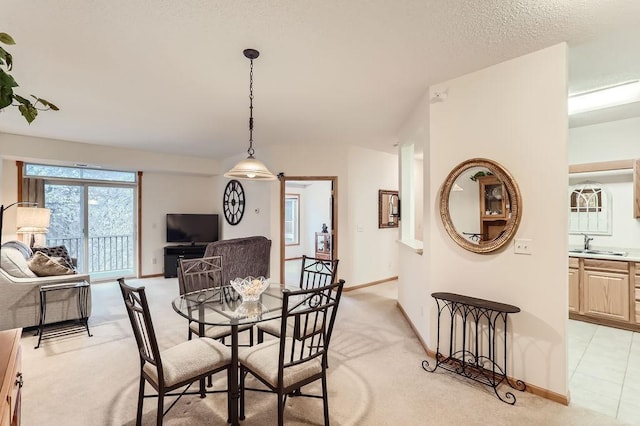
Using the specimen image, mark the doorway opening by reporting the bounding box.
[279,176,337,285]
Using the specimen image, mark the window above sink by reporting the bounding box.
[568,181,612,236]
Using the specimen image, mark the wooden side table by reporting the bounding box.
[0,328,22,426]
[35,281,92,349]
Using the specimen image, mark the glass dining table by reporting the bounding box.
[171,283,299,426]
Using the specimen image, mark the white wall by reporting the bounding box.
[568,117,640,249]
[347,145,399,285]
[141,172,217,275]
[284,187,305,259]
[302,181,332,256]
[0,133,221,175]
[398,44,569,396]
[569,117,640,163]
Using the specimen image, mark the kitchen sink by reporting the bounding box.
[569,249,627,256]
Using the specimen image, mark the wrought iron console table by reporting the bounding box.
[422,292,526,404]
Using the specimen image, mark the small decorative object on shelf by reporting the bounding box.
[315,232,332,260]
[321,223,328,233]
[230,276,269,302]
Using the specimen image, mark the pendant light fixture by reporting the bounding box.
[224,49,277,181]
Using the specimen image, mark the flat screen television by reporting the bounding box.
[166,214,219,244]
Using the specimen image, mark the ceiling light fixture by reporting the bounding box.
[224,49,276,181]
[568,80,640,115]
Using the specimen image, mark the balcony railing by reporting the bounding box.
[47,235,134,274]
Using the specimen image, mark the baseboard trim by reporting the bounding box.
[395,301,569,406]
[343,276,397,292]
[284,256,303,261]
[140,273,164,279]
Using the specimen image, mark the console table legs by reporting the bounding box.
[422,293,526,405]
[35,282,92,349]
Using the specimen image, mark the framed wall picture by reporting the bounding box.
[378,190,399,228]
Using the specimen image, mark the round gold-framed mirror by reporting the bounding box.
[439,158,522,253]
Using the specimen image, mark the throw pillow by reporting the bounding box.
[0,247,37,278]
[33,246,74,270]
[28,251,75,277]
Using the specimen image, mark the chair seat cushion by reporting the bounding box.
[256,318,282,337]
[257,315,325,340]
[143,338,231,388]
[189,321,253,339]
[239,338,323,389]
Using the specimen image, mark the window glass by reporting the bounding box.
[25,163,136,183]
[569,181,611,235]
[285,194,300,245]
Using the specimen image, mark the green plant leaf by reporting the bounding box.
[0,69,18,87]
[18,103,38,123]
[13,94,30,105]
[0,85,13,109]
[0,47,12,70]
[36,97,59,111]
[0,33,16,45]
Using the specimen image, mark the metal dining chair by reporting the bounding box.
[178,256,254,345]
[118,278,232,425]
[256,255,339,343]
[239,279,345,426]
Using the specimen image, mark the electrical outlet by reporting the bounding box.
[514,239,532,255]
[152,257,157,264]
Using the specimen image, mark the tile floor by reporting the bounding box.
[569,319,640,424]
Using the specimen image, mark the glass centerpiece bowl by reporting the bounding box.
[230,276,269,302]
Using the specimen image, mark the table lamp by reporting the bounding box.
[16,206,51,248]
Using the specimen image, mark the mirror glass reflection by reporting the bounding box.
[440,158,521,253]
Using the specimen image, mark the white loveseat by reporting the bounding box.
[0,242,91,331]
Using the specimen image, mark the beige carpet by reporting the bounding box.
[20,278,623,425]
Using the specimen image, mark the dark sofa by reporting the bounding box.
[203,236,271,287]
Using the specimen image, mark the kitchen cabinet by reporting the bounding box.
[582,262,629,322]
[568,257,580,313]
[635,264,640,323]
[569,256,637,330]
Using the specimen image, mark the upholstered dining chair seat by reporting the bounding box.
[188,321,253,341]
[239,338,323,389]
[143,338,231,388]
[257,315,325,341]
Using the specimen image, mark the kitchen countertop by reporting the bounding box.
[568,246,640,262]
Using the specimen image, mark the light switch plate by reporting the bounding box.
[514,238,532,255]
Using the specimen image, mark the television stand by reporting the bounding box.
[163,244,207,278]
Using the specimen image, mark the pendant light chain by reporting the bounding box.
[248,57,255,157]
[223,48,276,180]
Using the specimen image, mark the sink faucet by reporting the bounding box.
[582,234,593,250]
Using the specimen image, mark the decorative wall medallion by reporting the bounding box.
[223,180,245,225]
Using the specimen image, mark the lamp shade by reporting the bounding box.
[224,156,277,180]
[16,207,51,234]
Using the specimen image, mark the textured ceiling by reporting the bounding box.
[1,0,639,159]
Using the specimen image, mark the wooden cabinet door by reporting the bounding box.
[583,270,630,322]
[635,272,640,323]
[569,267,580,313]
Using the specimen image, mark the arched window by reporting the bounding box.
[569,181,611,235]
